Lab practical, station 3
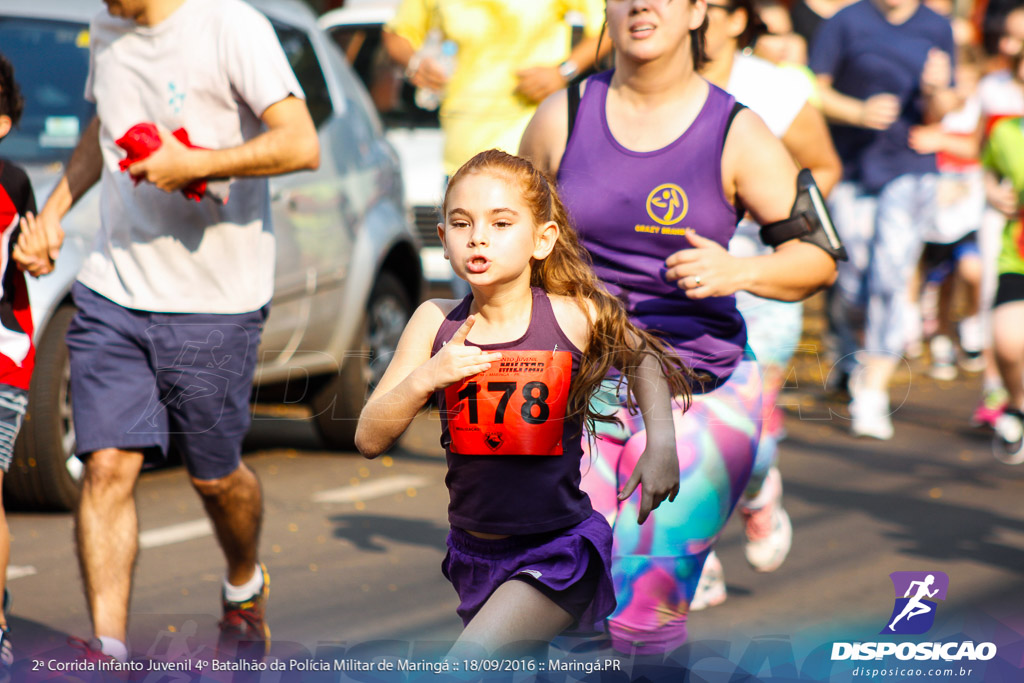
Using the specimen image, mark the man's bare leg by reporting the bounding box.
[76,448,145,645]
[191,463,262,586]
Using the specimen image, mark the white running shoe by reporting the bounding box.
[739,467,793,572]
[993,410,1024,465]
[928,335,957,381]
[850,384,894,440]
[689,551,726,612]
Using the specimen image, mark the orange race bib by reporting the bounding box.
[444,350,573,456]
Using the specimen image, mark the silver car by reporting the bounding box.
[1,0,422,510]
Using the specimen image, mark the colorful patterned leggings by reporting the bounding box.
[580,359,762,654]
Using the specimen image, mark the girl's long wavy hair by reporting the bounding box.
[443,149,697,437]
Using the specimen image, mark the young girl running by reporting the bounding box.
[355,149,692,656]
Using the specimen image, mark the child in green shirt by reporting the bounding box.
[982,114,1024,464]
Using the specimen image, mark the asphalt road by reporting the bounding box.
[4,302,1023,682]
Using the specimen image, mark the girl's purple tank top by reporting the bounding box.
[430,288,592,535]
[557,71,746,381]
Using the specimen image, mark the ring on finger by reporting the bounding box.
[694,274,702,286]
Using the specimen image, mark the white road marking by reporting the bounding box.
[7,565,36,581]
[313,475,429,504]
[139,519,214,549]
[133,476,429,550]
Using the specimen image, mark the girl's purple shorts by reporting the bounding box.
[442,510,616,629]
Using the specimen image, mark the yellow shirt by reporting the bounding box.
[387,0,605,175]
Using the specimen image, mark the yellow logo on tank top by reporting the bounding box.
[646,184,689,226]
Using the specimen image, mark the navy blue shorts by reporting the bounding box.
[66,283,268,480]
[441,510,616,631]
[922,231,980,284]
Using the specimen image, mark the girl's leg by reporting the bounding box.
[581,361,761,655]
[929,272,959,381]
[449,580,575,658]
[992,301,1024,411]
[935,272,957,339]
[956,251,986,369]
[973,210,1008,424]
[956,252,984,321]
[990,293,1024,463]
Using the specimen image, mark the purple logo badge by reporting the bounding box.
[881,571,949,635]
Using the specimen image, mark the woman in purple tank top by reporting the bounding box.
[520,0,841,656]
[356,150,693,658]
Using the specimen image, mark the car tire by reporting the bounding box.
[5,305,83,511]
[311,271,413,450]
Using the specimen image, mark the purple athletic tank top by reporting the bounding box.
[431,288,592,535]
[557,71,746,381]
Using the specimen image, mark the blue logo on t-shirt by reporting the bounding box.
[168,81,185,115]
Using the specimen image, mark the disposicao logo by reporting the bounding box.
[882,571,948,635]
[831,571,997,663]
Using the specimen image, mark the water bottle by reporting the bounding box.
[414,33,457,111]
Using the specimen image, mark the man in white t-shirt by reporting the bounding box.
[30,0,319,663]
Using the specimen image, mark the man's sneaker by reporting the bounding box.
[739,467,793,573]
[689,551,726,611]
[993,409,1024,465]
[67,637,118,663]
[928,335,957,381]
[218,563,270,658]
[850,388,894,440]
[971,387,1008,429]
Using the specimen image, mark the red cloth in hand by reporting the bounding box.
[115,123,208,202]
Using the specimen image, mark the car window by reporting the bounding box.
[271,22,333,129]
[0,18,95,165]
[329,25,439,130]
